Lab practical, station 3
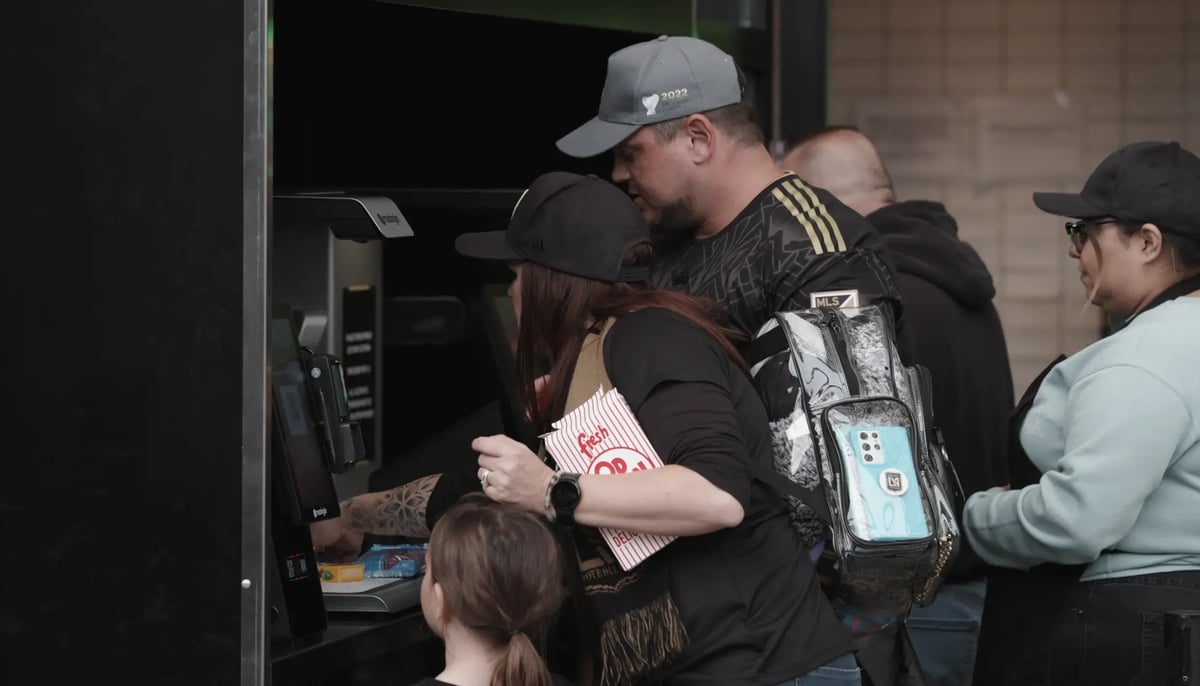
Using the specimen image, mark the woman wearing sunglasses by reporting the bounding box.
[964,141,1200,685]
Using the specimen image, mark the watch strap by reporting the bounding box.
[544,472,561,523]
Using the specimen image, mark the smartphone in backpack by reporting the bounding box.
[836,425,930,542]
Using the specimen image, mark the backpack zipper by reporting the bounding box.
[910,366,966,505]
[822,309,862,396]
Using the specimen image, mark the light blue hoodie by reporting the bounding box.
[964,296,1200,581]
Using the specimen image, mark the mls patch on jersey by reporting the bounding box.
[810,289,860,309]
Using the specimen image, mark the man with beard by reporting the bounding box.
[555,35,902,337]
[556,35,910,686]
[784,126,1015,686]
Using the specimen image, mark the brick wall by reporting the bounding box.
[824,0,1200,394]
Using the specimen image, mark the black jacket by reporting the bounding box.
[867,200,1014,581]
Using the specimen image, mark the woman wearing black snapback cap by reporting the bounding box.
[316,172,860,686]
[963,141,1200,685]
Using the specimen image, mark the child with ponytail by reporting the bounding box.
[411,494,567,686]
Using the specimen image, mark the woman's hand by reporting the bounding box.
[474,434,555,515]
[310,515,364,563]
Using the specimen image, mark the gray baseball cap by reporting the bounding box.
[556,35,743,159]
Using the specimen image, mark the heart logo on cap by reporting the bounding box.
[641,93,659,116]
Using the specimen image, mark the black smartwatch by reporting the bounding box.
[548,472,582,527]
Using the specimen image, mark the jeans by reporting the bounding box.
[1046,571,1200,685]
[775,653,862,685]
[906,579,987,686]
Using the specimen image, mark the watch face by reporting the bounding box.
[551,478,581,510]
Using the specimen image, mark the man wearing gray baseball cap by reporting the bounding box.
[558,35,920,686]
[556,35,746,159]
[556,35,902,341]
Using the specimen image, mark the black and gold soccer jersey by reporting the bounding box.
[650,173,903,336]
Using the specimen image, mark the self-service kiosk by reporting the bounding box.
[268,305,353,642]
[274,193,413,479]
[269,194,413,644]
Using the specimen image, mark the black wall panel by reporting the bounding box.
[1,1,249,682]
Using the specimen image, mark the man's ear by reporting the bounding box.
[682,114,717,163]
[1137,222,1166,263]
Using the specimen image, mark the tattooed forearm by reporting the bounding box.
[344,474,441,538]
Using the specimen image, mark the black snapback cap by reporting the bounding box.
[454,172,651,283]
[1033,141,1200,235]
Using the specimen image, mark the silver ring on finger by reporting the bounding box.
[480,469,491,489]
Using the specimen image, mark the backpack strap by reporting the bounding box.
[537,316,620,466]
[542,315,620,686]
[751,461,833,527]
[739,324,786,369]
[563,317,619,412]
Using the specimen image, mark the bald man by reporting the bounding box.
[781,127,897,219]
[784,127,1014,686]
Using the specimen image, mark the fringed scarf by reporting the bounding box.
[549,317,689,686]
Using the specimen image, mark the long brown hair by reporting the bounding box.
[427,495,565,686]
[515,242,747,435]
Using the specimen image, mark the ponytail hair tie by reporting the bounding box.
[489,624,524,638]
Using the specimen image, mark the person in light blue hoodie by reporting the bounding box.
[964,141,1200,686]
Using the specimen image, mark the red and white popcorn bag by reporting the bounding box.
[543,386,676,571]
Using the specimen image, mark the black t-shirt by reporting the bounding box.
[650,172,902,336]
[600,308,852,684]
[425,309,853,684]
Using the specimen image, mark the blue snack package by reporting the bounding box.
[356,543,428,578]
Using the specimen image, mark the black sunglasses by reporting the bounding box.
[1064,218,1122,251]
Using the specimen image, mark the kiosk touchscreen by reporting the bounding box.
[268,305,342,643]
[271,308,343,524]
